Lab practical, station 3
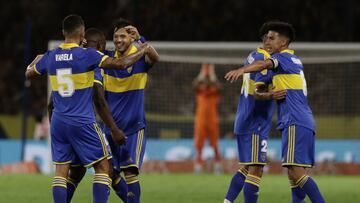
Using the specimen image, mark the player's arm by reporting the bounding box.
[254,84,286,100]
[93,83,126,145]
[25,54,44,78]
[144,44,160,67]
[100,43,149,70]
[125,25,159,67]
[224,59,275,83]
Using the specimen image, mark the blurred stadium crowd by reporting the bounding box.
[0,0,359,117]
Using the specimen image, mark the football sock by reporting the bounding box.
[112,176,128,202]
[224,168,248,202]
[125,174,141,203]
[297,175,326,203]
[52,176,68,203]
[93,173,111,203]
[66,177,79,203]
[243,174,261,203]
[290,179,306,203]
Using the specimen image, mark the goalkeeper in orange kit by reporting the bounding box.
[193,64,222,174]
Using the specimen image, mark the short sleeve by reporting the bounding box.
[94,67,103,86]
[34,52,49,75]
[85,48,109,70]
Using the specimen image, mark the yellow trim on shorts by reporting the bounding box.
[120,164,139,169]
[282,163,313,168]
[84,155,108,168]
[53,160,72,165]
[238,162,267,165]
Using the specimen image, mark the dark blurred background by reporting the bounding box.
[0,0,359,137]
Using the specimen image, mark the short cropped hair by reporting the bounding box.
[62,14,85,35]
[85,28,104,39]
[259,21,295,43]
[113,18,133,32]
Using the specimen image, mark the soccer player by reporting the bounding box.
[25,14,150,203]
[223,37,285,203]
[225,21,326,203]
[193,64,222,174]
[98,20,159,203]
[47,27,129,203]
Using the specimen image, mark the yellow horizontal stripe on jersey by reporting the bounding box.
[248,79,255,95]
[104,73,147,93]
[272,74,303,90]
[49,71,94,91]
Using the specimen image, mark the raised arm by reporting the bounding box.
[224,60,274,83]
[145,44,160,67]
[100,43,149,70]
[93,83,126,145]
[25,54,44,79]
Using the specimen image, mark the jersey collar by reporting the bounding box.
[281,49,295,54]
[256,47,271,58]
[114,45,138,58]
[59,43,79,49]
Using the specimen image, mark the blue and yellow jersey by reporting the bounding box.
[99,45,150,135]
[234,48,275,135]
[34,43,108,125]
[270,49,315,131]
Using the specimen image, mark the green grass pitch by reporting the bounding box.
[0,174,359,202]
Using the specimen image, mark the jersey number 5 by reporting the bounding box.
[241,73,250,98]
[57,68,74,97]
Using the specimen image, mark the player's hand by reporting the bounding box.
[270,86,287,100]
[140,43,151,54]
[224,68,245,83]
[110,127,127,145]
[125,25,140,41]
[81,39,87,47]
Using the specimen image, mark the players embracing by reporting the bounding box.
[225,21,326,203]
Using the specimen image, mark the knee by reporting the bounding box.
[69,166,86,182]
[55,164,70,177]
[248,165,264,177]
[93,159,109,174]
[287,166,305,182]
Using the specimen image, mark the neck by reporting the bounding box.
[116,45,132,56]
[64,37,81,45]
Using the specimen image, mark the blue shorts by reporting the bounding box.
[71,130,113,167]
[281,125,315,168]
[107,128,147,173]
[236,132,268,165]
[50,116,110,167]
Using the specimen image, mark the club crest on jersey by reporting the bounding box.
[127,66,133,73]
[261,152,266,161]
